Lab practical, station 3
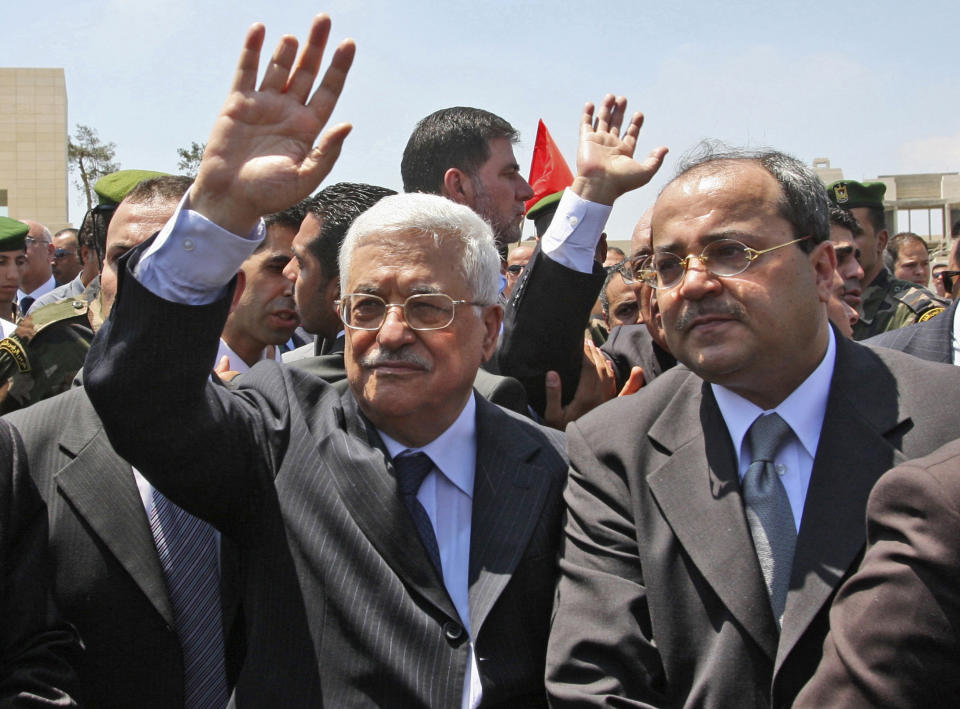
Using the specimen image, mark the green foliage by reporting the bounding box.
[67,124,119,211]
[176,141,206,177]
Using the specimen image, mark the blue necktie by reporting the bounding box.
[149,489,228,708]
[394,452,443,576]
[742,413,797,627]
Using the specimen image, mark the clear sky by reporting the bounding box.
[5,0,958,239]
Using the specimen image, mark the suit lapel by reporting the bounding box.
[776,337,910,671]
[320,390,460,622]
[646,376,779,659]
[468,395,553,636]
[54,394,174,625]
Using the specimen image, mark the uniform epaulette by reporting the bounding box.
[890,279,948,317]
[22,298,89,336]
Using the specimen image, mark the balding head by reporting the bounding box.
[18,220,53,294]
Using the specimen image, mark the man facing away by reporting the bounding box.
[546,144,960,708]
[84,16,567,706]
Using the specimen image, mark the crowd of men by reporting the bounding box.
[2,13,960,708]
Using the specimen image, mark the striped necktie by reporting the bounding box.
[149,489,228,708]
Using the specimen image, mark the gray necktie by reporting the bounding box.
[742,412,796,626]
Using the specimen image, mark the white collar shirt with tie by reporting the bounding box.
[712,327,837,532]
[379,393,482,709]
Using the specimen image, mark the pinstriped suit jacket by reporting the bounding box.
[865,297,957,364]
[85,249,567,707]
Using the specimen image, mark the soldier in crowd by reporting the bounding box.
[0,219,27,332]
[826,179,946,339]
[0,174,190,414]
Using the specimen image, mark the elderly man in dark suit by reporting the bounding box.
[545,145,960,708]
[83,16,575,706]
[794,438,960,707]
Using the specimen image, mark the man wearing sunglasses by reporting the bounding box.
[50,229,82,287]
[547,146,960,708]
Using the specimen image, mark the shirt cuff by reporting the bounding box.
[136,189,265,304]
[539,189,612,273]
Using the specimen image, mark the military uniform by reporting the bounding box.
[853,267,947,340]
[0,279,102,414]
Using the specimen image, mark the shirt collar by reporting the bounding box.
[379,393,477,499]
[712,327,836,464]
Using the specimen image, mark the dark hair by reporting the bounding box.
[264,202,306,232]
[54,227,79,240]
[123,175,194,206]
[671,141,830,250]
[303,182,396,277]
[828,206,863,236]
[860,205,886,235]
[401,107,519,194]
[606,246,626,260]
[952,220,960,238]
[887,231,929,262]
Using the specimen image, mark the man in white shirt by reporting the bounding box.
[546,145,960,708]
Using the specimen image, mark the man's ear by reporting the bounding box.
[442,168,474,206]
[876,228,889,255]
[479,304,503,363]
[810,240,837,305]
[230,269,246,313]
[323,275,340,307]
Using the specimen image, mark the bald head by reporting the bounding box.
[18,220,53,294]
[631,206,654,257]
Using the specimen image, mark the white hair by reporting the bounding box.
[339,192,501,304]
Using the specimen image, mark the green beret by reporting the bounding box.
[826,180,886,209]
[525,190,564,221]
[0,217,28,251]
[94,169,170,206]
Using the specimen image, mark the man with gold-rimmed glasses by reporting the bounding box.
[547,145,960,708]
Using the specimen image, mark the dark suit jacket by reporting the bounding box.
[84,251,568,707]
[865,296,957,363]
[492,242,606,416]
[4,388,242,709]
[0,419,78,707]
[546,335,960,708]
[794,437,960,708]
[600,323,676,389]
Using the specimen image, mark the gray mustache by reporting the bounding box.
[674,300,746,331]
[360,348,433,371]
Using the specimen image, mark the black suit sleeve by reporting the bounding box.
[84,244,284,538]
[0,419,80,707]
[491,243,605,417]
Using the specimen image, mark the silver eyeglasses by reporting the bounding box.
[633,236,812,289]
[337,293,486,331]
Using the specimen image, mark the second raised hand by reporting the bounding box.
[571,94,669,206]
[191,14,356,236]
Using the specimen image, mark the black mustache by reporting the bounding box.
[673,300,746,331]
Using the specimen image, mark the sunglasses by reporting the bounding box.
[53,248,76,259]
[941,270,960,293]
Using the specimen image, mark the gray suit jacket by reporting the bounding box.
[546,334,960,708]
[84,249,567,707]
[865,296,957,363]
[4,388,242,709]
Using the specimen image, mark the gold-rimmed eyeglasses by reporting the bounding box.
[628,236,812,290]
[336,293,487,331]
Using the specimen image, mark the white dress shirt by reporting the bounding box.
[379,395,482,709]
[540,189,613,273]
[17,274,56,306]
[215,338,280,374]
[951,304,960,365]
[712,327,837,531]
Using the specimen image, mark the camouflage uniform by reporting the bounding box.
[852,267,947,340]
[0,278,103,414]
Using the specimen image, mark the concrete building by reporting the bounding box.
[0,68,69,232]
[814,158,960,262]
